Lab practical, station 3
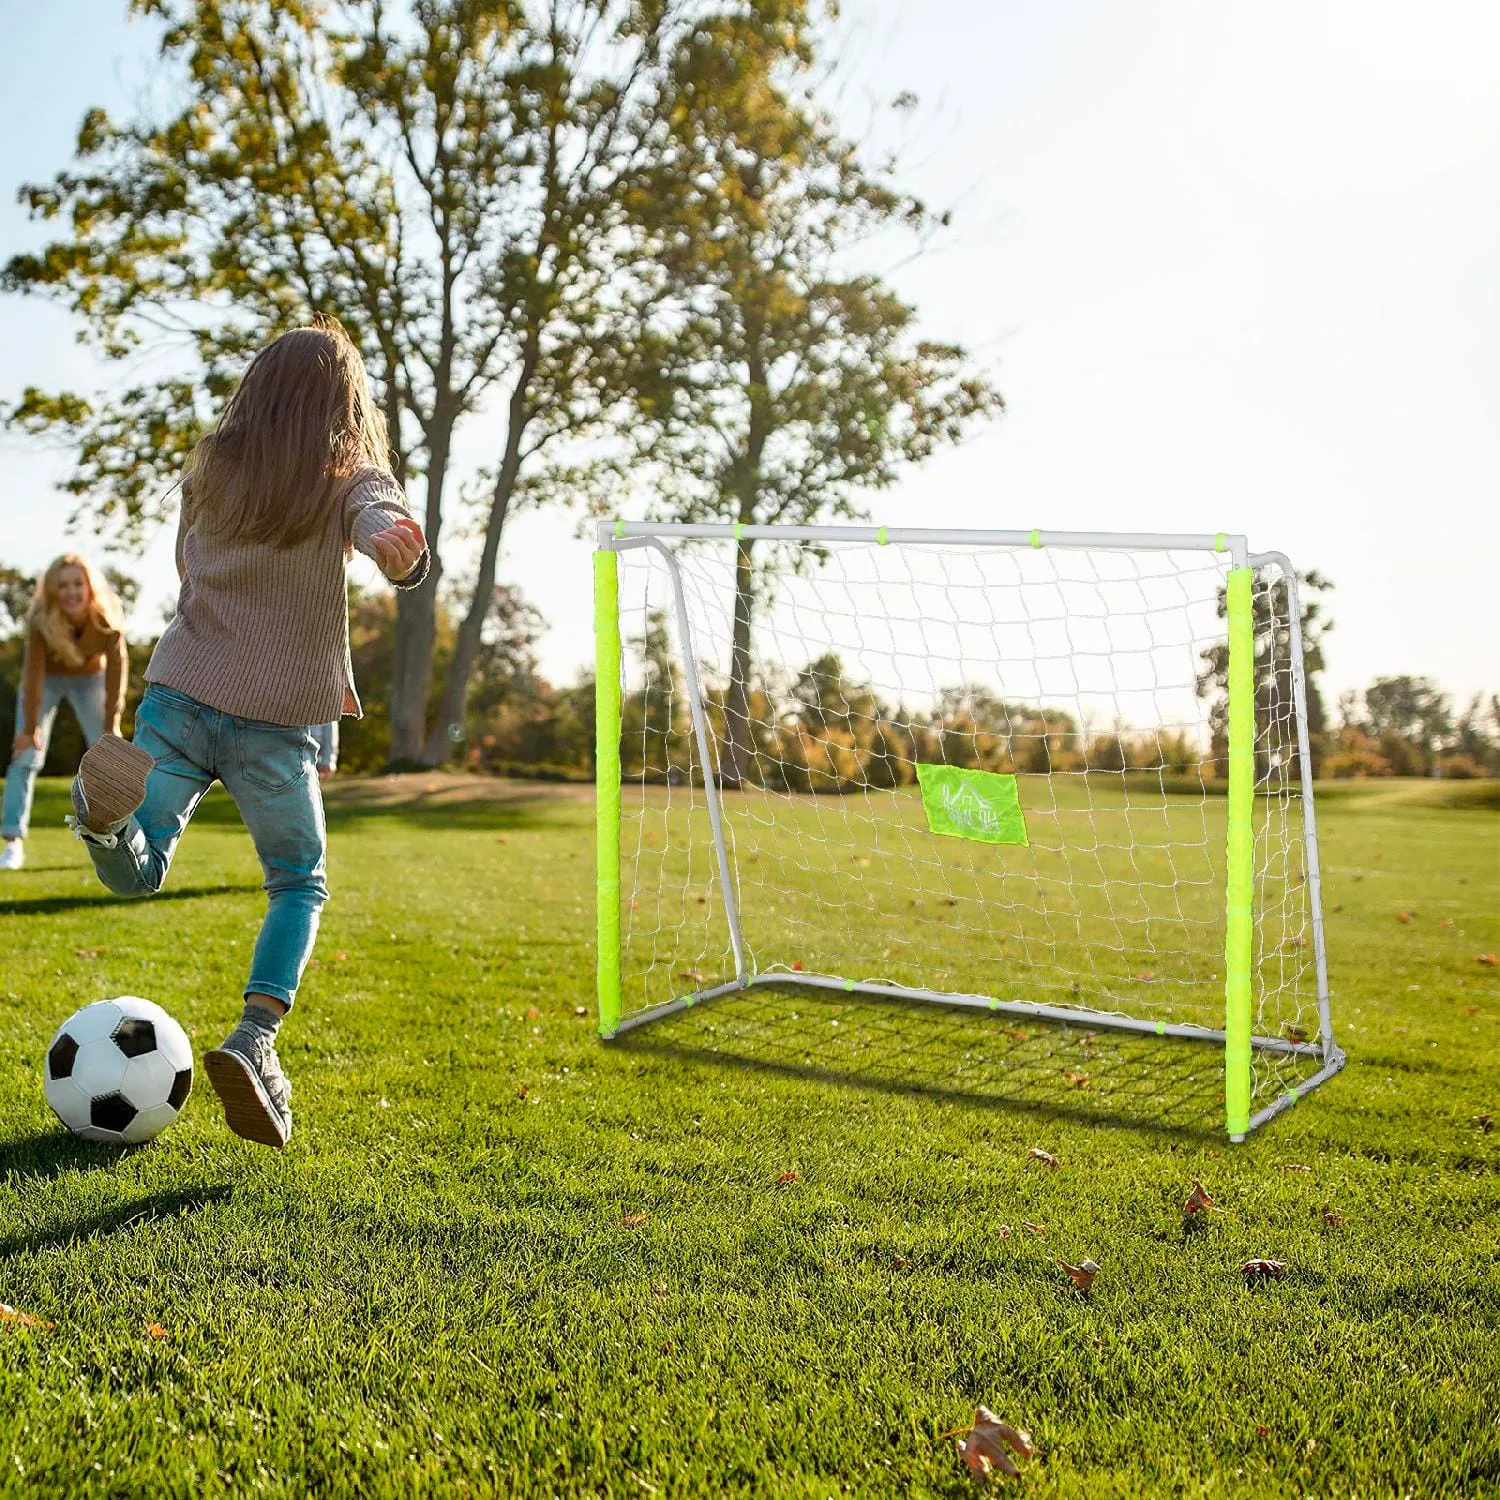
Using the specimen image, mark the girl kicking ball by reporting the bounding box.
[68,317,428,1149]
[2,554,128,871]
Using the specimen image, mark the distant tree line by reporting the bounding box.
[1,562,1492,785]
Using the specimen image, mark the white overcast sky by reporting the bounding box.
[1,0,1496,707]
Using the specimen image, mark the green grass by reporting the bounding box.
[1,774,1497,1497]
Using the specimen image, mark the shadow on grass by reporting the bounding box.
[0,1182,233,1259]
[616,985,1230,1142]
[0,882,257,918]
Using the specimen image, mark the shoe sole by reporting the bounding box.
[78,735,154,831]
[203,1049,290,1149]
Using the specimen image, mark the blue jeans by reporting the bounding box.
[3,672,107,839]
[81,685,329,1009]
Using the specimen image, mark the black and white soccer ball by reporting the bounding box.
[44,997,193,1145]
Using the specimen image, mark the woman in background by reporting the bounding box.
[1,554,127,871]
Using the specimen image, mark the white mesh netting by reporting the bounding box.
[610,532,1328,1115]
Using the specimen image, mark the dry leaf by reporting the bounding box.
[516,1085,529,1099]
[951,1406,1037,1483]
[146,1322,168,1339]
[526,1005,541,1020]
[621,1212,649,1228]
[1281,1163,1313,1174]
[678,969,709,983]
[1478,954,1498,966]
[775,1169,799,1186]
[1136,970,1156,982]
[1437,918,1454,928]
[74,947,106,960]
[1282,1024,1310,1043]
[1241,1259,1287,1282]
[1255,1424,1272,1439]
[997,1225,1013,1240]
[1319,1206,1345,1228]
[1027,1147,1061,1168]
[1183,1179,1214,1217]
[1058,1257,1100,1291]
[333,950,349,962]
[1395,912,1413,924]
[1022,1221,1047,1237]
[0,1304,54,1330]
[1061,1069,1090,1088]
[1003,1028,1029,1042]
[891,1255,911,1271]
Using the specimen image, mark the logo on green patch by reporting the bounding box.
[915,764,1029,847]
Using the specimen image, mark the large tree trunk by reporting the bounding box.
[721,535,756,789]
[418,358,535,766]
[387,408,452,765]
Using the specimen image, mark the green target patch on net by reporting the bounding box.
[915,764,1029,846]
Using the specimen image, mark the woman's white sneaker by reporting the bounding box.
[0,840,23,871]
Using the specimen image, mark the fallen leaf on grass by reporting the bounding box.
[1478,954,1498,967]
[1058,1257,1100,1292]
[1395,912,1413,924]
[1027,1147,1060,1168]
[1241,1259,1287,1282]
[526,1005,541,1020]
[945,1406,1037,1483]
[1437,918,1454,929]
[1061,1069,1090,1088]
[1282,1024,1310,1043]
[621,1213,649,1228]
[891,1255,911,1271]
[1002,1028,1029,1042]
[74,946,107,959]
[1255,1424,1273,1439]
[0,1305,54,1330]
[1472,1114,1492,1133]
[1183,1179,1214,1217]
[1281,1163,1313,1174]
[1021,1222,1047,1238]
[678,969,709,983]
[1136,970,1156,982]
[1319,1206,1345,1228]
[515,1085,529,1099]
[146,1323,168,1340]
[332,950,349,962]
[996,1225,1012,1240]
[774,1169,799,1186]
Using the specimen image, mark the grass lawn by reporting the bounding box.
[1,774,1496,1497]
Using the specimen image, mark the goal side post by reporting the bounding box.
[1224,566,1255,1142]
[595,546,623,1038]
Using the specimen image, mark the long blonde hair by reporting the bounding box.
[185,315,392,547]
[26,554,125,668]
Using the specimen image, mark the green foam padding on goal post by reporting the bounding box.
[1224,567,1254,1140]
[594,549,622,1038]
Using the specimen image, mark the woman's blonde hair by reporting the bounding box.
[26,553,125,668]
[185,315,392,547]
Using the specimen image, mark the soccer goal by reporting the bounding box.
[593,521,1344,1140]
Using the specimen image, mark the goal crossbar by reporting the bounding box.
[594,522,1343,1141]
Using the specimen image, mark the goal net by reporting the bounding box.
[594,523,1343,1140]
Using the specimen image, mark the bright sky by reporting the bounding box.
[1,0,1496,709]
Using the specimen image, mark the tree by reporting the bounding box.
[1196,570,1333,778]
[2,0,702,765]
[1362,675,1452,773]
[619,4,1003,786]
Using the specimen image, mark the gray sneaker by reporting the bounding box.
[204,1030,293,1149]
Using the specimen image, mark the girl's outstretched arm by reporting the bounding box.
[343,472,431,590]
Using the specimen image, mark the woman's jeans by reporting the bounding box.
[3,672,107,839]
[81,685,329,1009]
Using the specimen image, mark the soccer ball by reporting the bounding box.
[44,997,193,1145]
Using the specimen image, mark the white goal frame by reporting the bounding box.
[594,521,1345,1141]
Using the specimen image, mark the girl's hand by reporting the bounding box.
[371,517,427,582]
[11,729,41,759]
